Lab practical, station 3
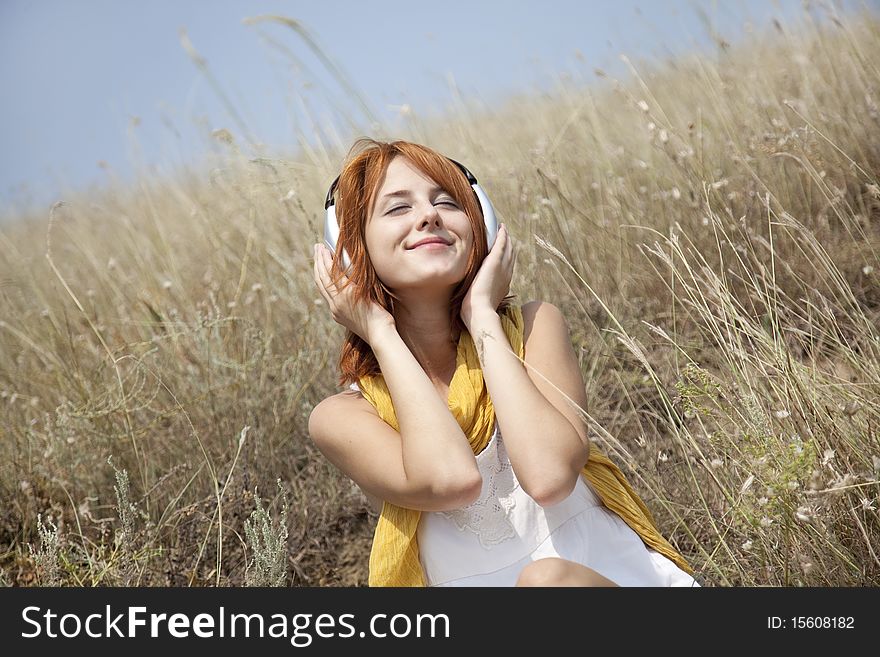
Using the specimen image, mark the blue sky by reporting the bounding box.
[0,0,863,219]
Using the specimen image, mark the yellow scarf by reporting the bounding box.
[357,304,693,586]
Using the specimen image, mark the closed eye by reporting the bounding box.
[386,200,458,215]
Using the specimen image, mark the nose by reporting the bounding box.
[416,201,442,228]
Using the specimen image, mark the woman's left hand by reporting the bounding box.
[461,223,516,330]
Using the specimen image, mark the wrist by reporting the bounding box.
[368,320,400,351]
[465,307,501,333]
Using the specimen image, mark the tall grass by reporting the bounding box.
[1,7,878,585]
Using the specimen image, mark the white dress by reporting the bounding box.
[349,382,700,587]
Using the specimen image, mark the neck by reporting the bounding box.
[393,292,460,381]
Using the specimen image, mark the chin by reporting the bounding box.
[385,269,465,290]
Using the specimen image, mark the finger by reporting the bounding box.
[492,224,508,257]
[317,244,332,275]
[315,246,338,299]
[322,244,352,287]
[501,231,514,264]
[313,248,334,306]
[313,254,337,311]
[314,244,328,285]
[316,277,335,309]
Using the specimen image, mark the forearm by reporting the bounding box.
[369,325,480,495]
[468,310,588,505]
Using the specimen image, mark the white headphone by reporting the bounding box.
[323,158,498,271]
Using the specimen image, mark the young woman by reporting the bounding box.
[309,138,699,587]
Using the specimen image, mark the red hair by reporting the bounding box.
[327,138,515,387]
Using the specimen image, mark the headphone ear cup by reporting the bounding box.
[323,204,352,271]
[472,183,498,252]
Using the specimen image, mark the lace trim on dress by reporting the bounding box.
[439,431,520,548]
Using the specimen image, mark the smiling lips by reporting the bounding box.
[408,237,451,249]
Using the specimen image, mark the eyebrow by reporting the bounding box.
[380,185,445,202]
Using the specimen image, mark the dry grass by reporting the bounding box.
[1,7,878,586]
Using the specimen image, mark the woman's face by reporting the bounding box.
[365,156,474,292]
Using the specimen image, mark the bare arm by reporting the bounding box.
[310,243,481,511]
[309,388,481,512]
[468,301,590,507]
[459,226,589,506]
[368,323,482,501]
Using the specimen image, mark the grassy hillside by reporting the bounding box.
[1,8,878,586]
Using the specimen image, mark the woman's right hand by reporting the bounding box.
[313,243,396,345]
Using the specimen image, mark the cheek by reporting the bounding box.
[364,227,399,281]
[364,222,386,258]
[461,222,477,254]
[366,226,399,262]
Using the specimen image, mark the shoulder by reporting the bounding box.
[519,300,570,345]
[308,388,378,442]
[311,387,375,417]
